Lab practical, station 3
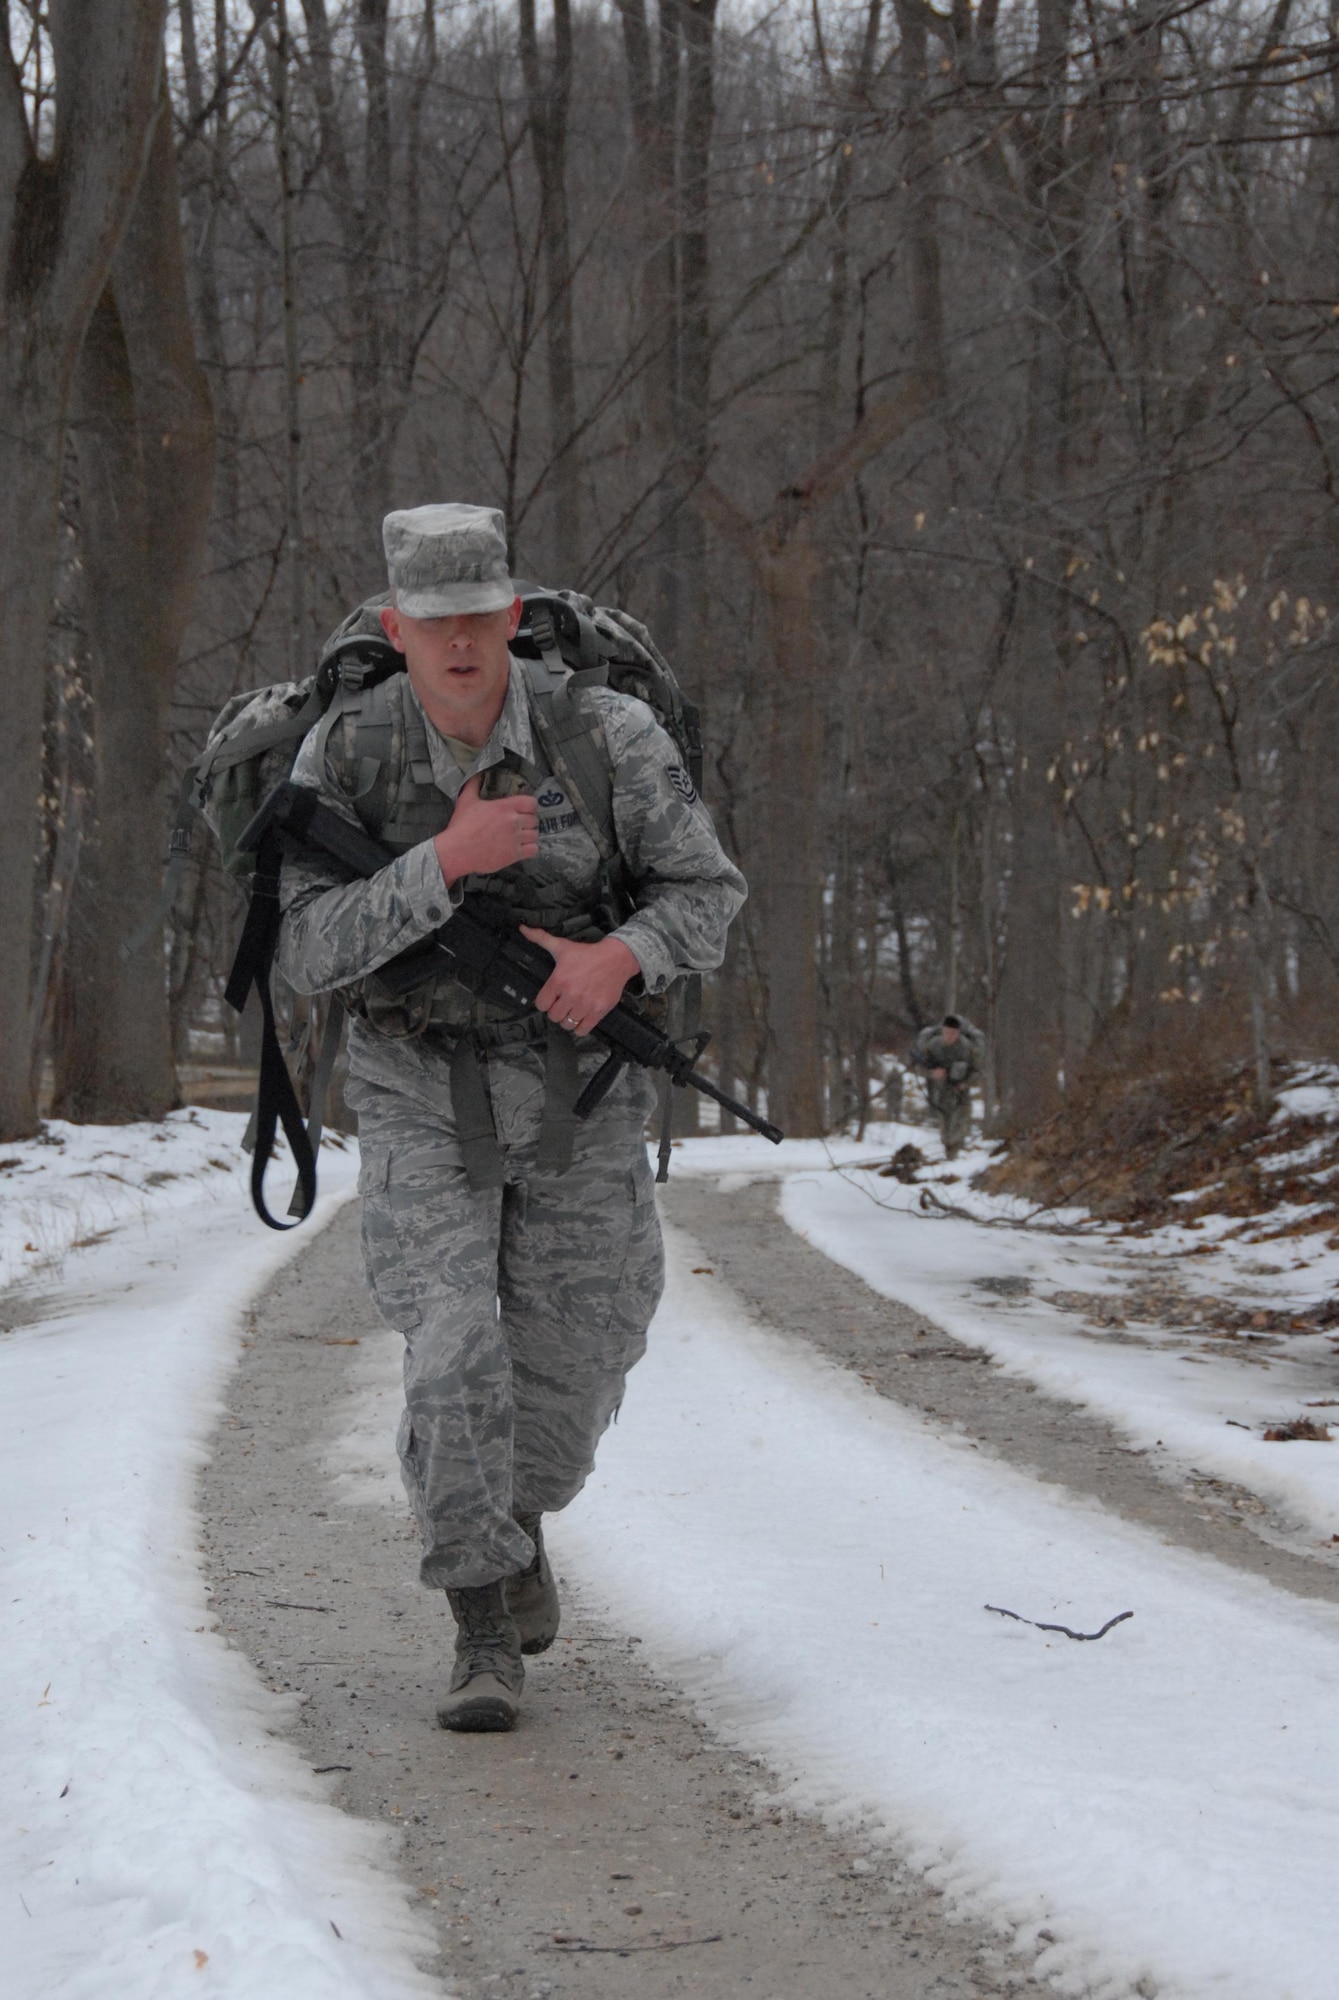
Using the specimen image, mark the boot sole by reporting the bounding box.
[437,1693,519,1732]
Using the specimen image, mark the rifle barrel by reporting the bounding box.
[680,1068,783,1145]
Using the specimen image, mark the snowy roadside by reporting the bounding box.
[0,1111,442,2000]
[666,1116,1339,1549]
[12,1099,1339,2000]
[558,1203,1339,2000]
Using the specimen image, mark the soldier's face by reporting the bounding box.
[942,1026,960,1044]
[381,598,522,738]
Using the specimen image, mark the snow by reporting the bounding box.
[0,1110,440,2000]
[765,1131,1339,1548]
[13,1101,1339,2000]
[556,1207,1339,2000]
[1271,1065,1339,1122]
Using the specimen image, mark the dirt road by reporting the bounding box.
[199,1175,1339,1997]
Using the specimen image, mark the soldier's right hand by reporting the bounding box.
[432,774,539,885]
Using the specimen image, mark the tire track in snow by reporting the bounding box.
[664,1175,1339,1605]
[200,1201,1053,2000]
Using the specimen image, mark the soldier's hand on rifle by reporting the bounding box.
[433,774,539,885]
[520,927,641,1037]
[930,1067,947,1080]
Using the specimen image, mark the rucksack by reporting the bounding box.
[191,586,701,878]
[153,587,704,1226]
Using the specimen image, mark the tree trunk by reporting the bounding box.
[674,0,717,690]
[520,0,580,580]
[0,0,168,1138]
[616,0,684,647]
[754,526,826,1133]
[54,74,215,1122]
[990,0,1075,1129]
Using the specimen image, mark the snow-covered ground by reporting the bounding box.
[562,1218,1339,2000]
[660,1099,1339,1550]
[0,1112,438,2000]
[9,1104,1339,1999]
[698,1105,1339,1548]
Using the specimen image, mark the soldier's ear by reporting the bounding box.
[381,604,407,654]
[506,595,523,640]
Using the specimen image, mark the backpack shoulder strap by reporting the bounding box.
[522,662,617,864]
[316,676,398,828]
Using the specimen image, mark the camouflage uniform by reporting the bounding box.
[276,660,745,1588]
[910,1019,984,1158]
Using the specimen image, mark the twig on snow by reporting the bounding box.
[986,1605,1134,1642]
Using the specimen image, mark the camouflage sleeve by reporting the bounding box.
[594,692,746,994]
[273,723,460,996]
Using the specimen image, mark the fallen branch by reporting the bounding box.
[986,1605,1133,1642]
[816,1143,1105,1235]
[916,1186,1104,1235]
[549,1932,723,1955]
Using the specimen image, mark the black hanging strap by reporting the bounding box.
[535,1024,581,1173]
[286,996,344,1218]
[224,829,318,1230]
[448,1037,506,1190]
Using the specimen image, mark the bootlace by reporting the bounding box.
[450,1586,521,1686]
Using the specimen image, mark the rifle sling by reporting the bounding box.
[225,828,318,1230]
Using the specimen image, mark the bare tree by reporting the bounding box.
[0,0,167,1138]
[519,0,579,576]
[52,69,214,1121]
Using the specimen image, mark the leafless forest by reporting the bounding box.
[5,0,1339,1144]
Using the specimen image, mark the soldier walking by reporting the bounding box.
[909,1014,985,1159]
[276,504,745,1731]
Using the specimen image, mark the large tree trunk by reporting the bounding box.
[755,527,826,1133]
[54,76,215,1122]
[520,0,580,580]
[0,0,168,1138]
[989,0,1074,1129]
[677,0,939,1135]
[616,0,685,648]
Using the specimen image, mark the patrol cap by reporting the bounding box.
[382,503,514,618]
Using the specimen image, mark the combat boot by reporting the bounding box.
[438,1581,524,1732]
[507,1512,560,1655]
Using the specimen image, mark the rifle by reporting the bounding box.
[228,780,781,1229]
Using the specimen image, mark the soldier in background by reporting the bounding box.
[909,1014,985,1159]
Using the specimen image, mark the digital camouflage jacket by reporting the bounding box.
[274,657,746,1097]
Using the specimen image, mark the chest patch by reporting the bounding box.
[535,782,582,836]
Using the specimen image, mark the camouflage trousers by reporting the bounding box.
[926,1078,973,1157]
[347,1039,663,1590]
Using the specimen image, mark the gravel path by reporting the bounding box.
[201,1199,1053,1999]
[200,1172,1339,1997]
[665,1176,1339,1604]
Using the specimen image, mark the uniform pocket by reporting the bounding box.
[360,1179,423,1332]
